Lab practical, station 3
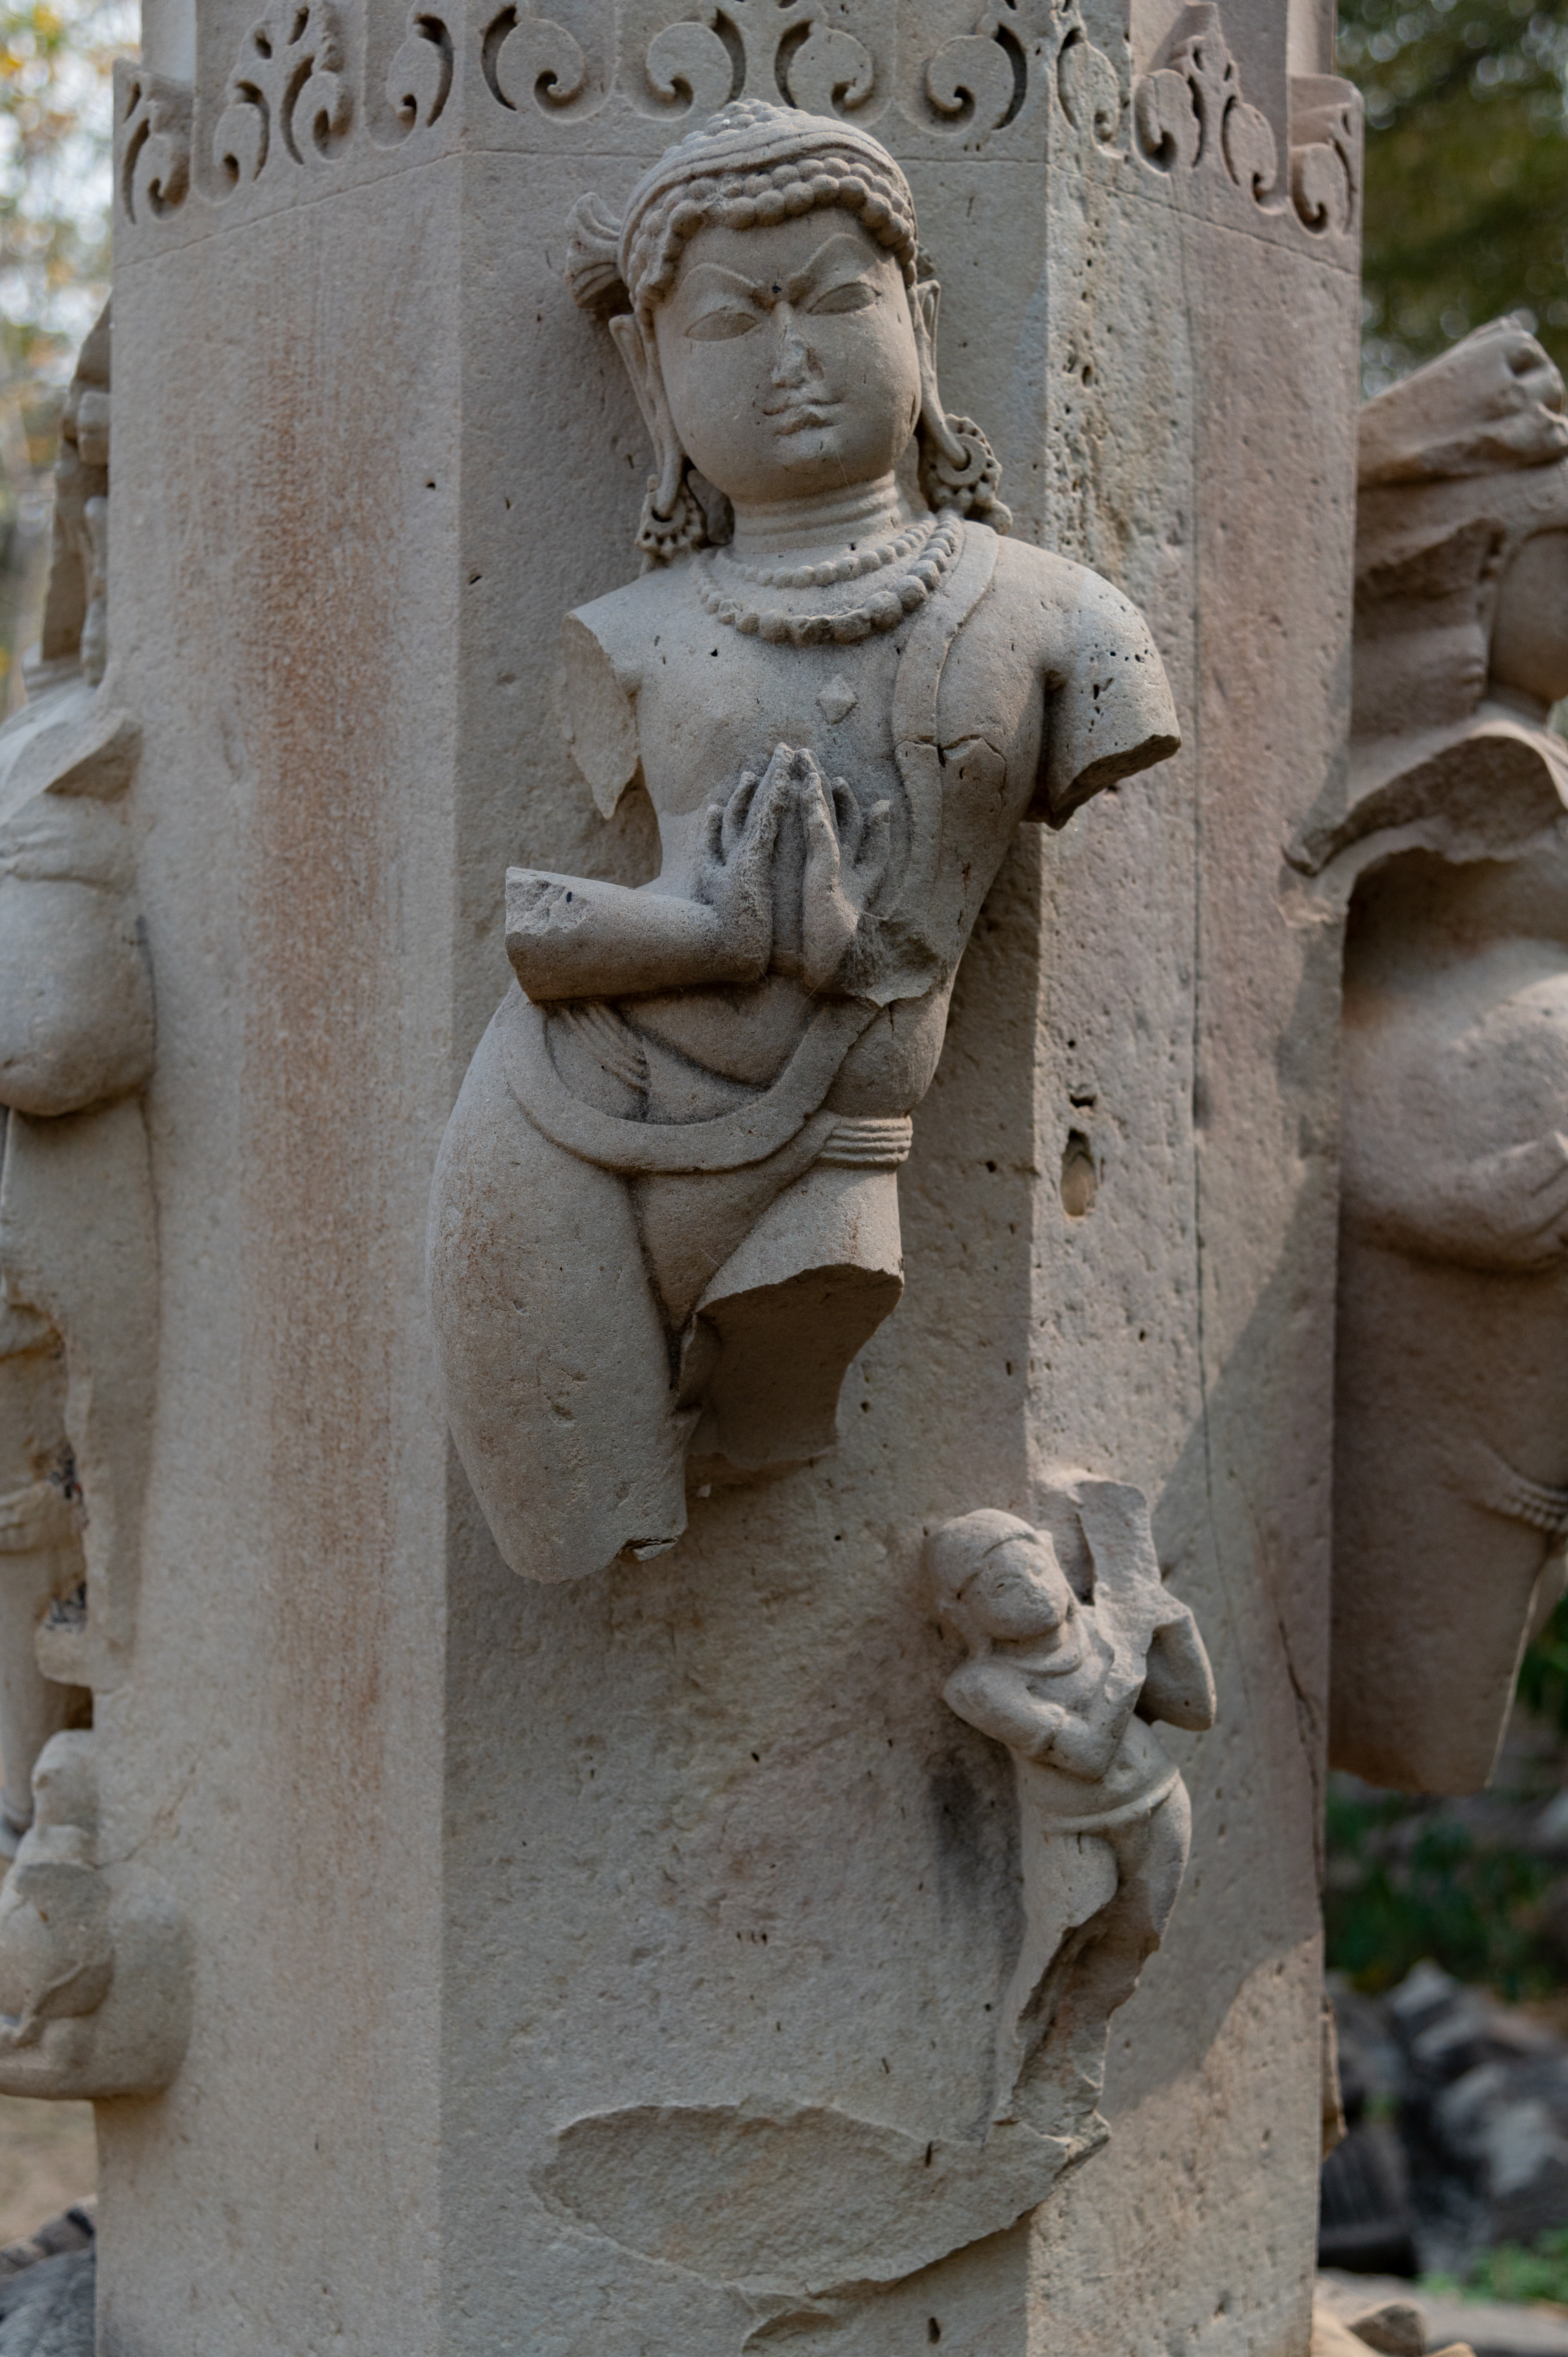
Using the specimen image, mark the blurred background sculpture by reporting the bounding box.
[0,1728,190,2098]
[1319,319,1568,1794]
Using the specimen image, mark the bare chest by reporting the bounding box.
[633,622,904,814]
[631,578,1047,821]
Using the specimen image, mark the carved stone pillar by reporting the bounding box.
[100,0,1359,2347]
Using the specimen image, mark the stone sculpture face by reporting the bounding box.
[953,1532,1078,1648]
[427,104,1181,1585]
[1322,320,1568,1793]
[648,215,923,508]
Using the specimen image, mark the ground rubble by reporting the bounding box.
[1326,1960,1568,2278]
[1313,2278,1479,2357]
[0,2204,94,2357]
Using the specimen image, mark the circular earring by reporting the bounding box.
[635,468,711,568]
[919,415,1013,536]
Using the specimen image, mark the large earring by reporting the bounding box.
[607,310,714,570]
[635,464,711,570]
[919,413,1012,535]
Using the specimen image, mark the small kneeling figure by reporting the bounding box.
[927,1485,1213,2132]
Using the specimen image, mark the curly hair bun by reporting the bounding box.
[568,100,922,323]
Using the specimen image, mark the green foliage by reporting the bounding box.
[1324,1777,1554,1997]
[1336,0,1568,389]
[1425,2227,1568,2303]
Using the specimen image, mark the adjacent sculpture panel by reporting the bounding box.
[428,101,1179,1584]
[0,305,159,1847]
[1315,320,1568,1793]
[0,1730,190,2098]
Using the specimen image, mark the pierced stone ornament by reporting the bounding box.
[919,414,1013,533]
[635,469,711,568]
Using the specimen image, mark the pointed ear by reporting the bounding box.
[609,312,685,516]
[912,277,963,465]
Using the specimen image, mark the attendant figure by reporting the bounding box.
[927,1488,1213,2129]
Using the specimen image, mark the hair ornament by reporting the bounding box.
[565,193,627,316]
[595,100,920,324]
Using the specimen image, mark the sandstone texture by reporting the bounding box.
[0,0,1369,2343]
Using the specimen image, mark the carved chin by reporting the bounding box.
[767,420,842,464]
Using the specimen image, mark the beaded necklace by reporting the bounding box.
[695,510,961,648]
[718,509,940,590]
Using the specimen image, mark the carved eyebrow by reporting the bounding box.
[677,262,771,306]
[680,234,884,312]
[782,233,885,301]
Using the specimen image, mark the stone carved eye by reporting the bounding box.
[806,280,877,315]
[686,308,760,341]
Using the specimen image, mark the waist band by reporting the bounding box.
[503,990,878,1174]
[817,1115,913,1169]
[1029,1763,1181,1837]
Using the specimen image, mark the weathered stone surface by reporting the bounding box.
[930,1485,1212,2133]
[0,302,156,1871]
[429,106,1180,1589]
[0,1731,190,2099]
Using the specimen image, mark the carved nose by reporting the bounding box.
[771,311,814,386]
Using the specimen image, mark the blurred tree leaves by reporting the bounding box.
[1519,1588,1568,1735]
[0,0,132,693]
[1337,0,1568,391]
[1325,1778,1554,1997]
[0,0,131,364]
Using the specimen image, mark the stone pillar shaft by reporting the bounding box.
[101,2,1359,2346]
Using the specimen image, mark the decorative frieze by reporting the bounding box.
[212,0,352,184]
[111,0,1357,253]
